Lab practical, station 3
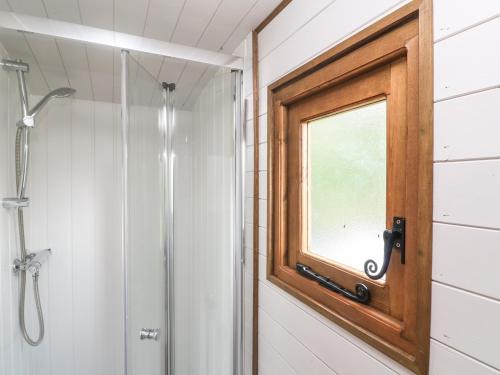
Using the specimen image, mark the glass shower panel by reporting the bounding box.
[123,52,166,375]
[171,68,237,375]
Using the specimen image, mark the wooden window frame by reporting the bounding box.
[265,2,433,374]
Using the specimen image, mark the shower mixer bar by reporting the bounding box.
[2,57,75,346]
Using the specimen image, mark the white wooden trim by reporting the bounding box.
[0,11,243,69]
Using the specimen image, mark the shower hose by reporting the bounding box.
[16,126,45,346]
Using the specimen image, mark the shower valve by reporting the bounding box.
[13,249,52,275]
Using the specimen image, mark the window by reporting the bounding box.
[266,4,432,374]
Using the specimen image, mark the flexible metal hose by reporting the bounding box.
[15,126,45,346]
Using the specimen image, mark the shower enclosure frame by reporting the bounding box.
[120,49,245,375]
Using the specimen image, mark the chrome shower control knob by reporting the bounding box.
[140,328,160,341]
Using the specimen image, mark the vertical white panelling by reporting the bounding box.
[26,95,50,375]
[1,94,123,375]
[46,99,73,375]
[240,33,253,375]
[69,98,95,375]
[94,101,124,375]
[0,43,24,375]
[248,0,500,374]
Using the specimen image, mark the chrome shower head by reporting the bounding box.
[28,87,76,118]
[50,87,76,98]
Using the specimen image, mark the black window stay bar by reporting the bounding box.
[296,263,370,304]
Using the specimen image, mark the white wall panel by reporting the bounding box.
[245,119,254,146]
[259,309,336,375]
[434,17,500,100]
[1,94,123,375]
[258,0,334,60]
[434,88,500,161]
[250,0,500,374]
[431,283,500,369]
[259,279,411,375]
[258,114,267,144]
[258,335,299,375]
[434,0,500,41]
[430,340,500,375]
[258,0,409,89]
[433,223,500,299]
[434,160,500,228]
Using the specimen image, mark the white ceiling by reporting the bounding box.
[0,0,280,108]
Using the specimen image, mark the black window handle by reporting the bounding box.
[296,263,370,304]
[364,217,405,280]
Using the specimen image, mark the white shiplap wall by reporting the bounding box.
[0,90,124,374]
[243,0,500,374]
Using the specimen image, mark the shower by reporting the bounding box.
[1,58,75,346]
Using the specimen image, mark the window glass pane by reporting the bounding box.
[308,100,386,275]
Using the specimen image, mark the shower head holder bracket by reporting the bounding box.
[2,197,29,209]
[17,116,34,128]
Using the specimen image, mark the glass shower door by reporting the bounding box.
[122,51,167,375]
[171,69,242,375]
[122,52,243,375]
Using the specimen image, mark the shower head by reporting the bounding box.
[49,87,76,98]
[28,87,76,118]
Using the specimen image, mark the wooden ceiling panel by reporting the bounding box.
[0,0,285,106]
[0,0,10,11]
[157,57,186,84]
[6,0,45,17]
[57,39,94,100]
[114,0,150,35]
[24,34,70,90]
[143,0,185,42]
[86,43,114,102]
[170,0,221,46]
[197,0,256,51]
[42,0,80,24]
[0,29,49,95]
[136,52,163,79]
[174,61,207,108]
[78,0,114,29]
[220,0,282,54]
[182,65,219,109]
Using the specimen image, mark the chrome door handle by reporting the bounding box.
[140,328,160,341]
